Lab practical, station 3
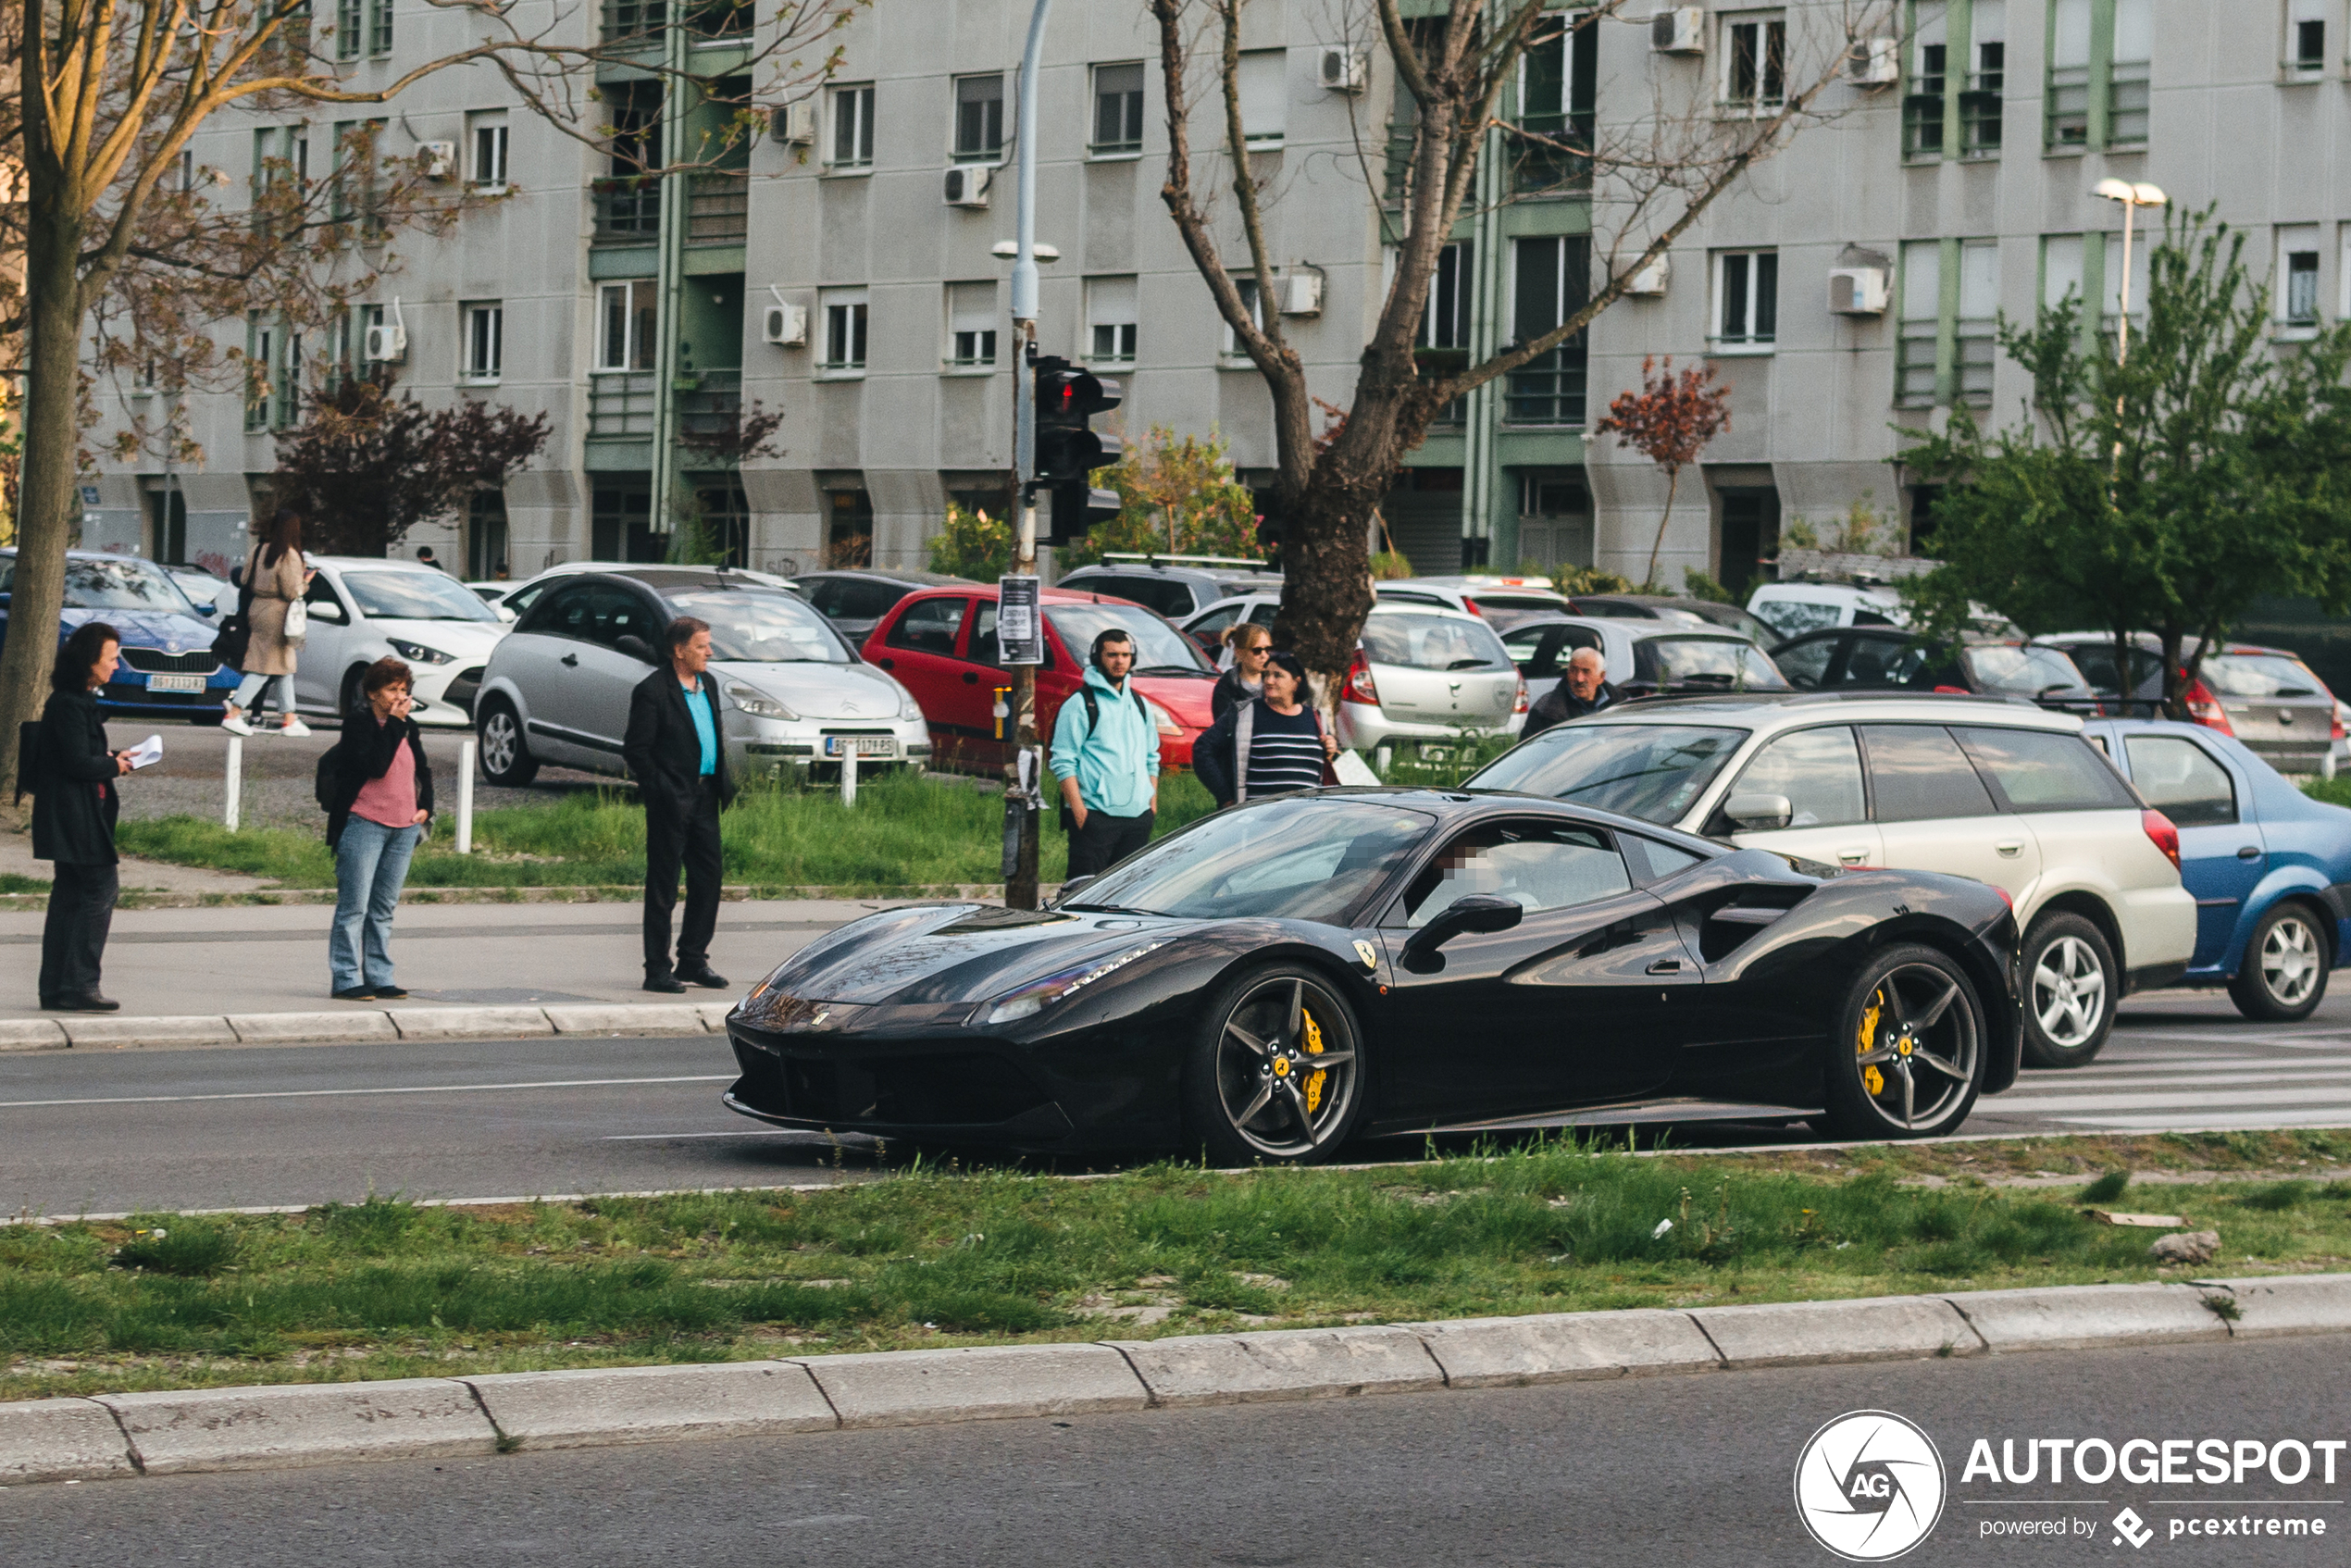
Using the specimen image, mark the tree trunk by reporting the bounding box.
[0,178,90,799]
[1643,467,1681,591]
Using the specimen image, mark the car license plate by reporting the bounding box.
[824,736,894,758]
[148,674,207,694]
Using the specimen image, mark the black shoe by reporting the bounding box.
[332,987,377,1001]
[374,986,408,1000]
[58,994,120,1013]
[678,967,730,989]
[643,974,688,994]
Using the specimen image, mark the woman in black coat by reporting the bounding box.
[32,622,134,1012]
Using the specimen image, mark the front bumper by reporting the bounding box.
[100,666,241,718]
[402,661,483,727]
[728,715,934,776]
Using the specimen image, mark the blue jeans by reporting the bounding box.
[330,817,420,992]
[231,671,292,715]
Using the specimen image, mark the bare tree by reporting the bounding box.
[1146,0,1888,696]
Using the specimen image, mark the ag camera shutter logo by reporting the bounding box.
[1795,1410,1947,1561]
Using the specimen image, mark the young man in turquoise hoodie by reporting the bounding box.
[1051,628,1161,878]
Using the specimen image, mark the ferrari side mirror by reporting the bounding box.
[1401,894,1523,970]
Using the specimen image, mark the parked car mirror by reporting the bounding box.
[616,634,659,665]
[1401,893,1523,970]
[1723,792,1793,831]
[305,597,347,625]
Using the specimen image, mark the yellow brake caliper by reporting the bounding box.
[1859,989,1885,1098]
[1302,1011,1328,1114]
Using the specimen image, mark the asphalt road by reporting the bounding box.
[6,988,2351,1217]
[5,1336,2345,1565]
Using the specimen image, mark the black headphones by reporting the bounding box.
[1088,628,1134,673]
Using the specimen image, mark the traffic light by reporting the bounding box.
[1032,355,1123,546]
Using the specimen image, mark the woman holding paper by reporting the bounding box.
[32,621,134,1012]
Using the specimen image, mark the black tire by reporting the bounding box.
[476,696,539,788]
[2231,902,2331,1022]
[2019,912,2118,1068]
[1821,943,1987,1140]
[1180,964,1367,1166]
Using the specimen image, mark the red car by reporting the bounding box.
[862,585,1219,771]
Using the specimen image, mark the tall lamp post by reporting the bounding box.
[2093,178,2168,367]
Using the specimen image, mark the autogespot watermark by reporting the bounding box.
[1797,1412,2344,1557]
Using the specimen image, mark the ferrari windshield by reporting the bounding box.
[1068,797,1431,923]
[1467,723,1749,825]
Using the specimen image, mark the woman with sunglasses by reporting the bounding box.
[1212,622,1273,720]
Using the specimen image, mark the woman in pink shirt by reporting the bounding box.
[320,657,437,1000]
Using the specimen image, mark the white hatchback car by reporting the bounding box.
[1470,694,2198,1067]
[292,556,512,726]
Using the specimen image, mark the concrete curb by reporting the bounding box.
[0,882,1046,914]
[0,1001,736,1052]
[8,1275,2348,1486]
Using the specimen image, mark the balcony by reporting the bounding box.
[1502,345,1586,428]
[677,369,742,442]
[687,172,747,243]
[602,0,750,44]
[592,178,660,243]
[588,372,657,439]
[1509,111,1593,195]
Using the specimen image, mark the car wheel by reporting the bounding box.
[2230,903,2330,1022]
[1181,965,1366,1166]
[476,697,538,788]
[2020,913,2117,1068]
[1820,943,1986,1140]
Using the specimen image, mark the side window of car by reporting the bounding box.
[526,583,594,640]
[1773,634,1838,690]
[2124,735,2238,828]
[1860,726,1996,820]
[602,588,659,651]
[504,581,552,625]
[800,579,843,617]
[569,584,634,649]
[303,575,349,624]
[837,580,901,622]
[1396,822,1634,927]
[1733,726,1867,828]
[1836,635,1904,687]
[1502,625,1559,677]
[969,603,1001,667]
[1950,727,2139,813]
[887,596,968,655]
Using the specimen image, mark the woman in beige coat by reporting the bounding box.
[222,507,316,737]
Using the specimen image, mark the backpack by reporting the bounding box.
[1055,682,1151,832]
[314,737,342,815]
[210,550,260,669]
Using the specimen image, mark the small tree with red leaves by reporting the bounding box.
[1594,355,1733,591]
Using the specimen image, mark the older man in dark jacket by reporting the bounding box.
[624,616,738,992]
[1523,646,1622,739]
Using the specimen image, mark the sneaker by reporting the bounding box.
[280,716,313,738]
[220,707,255,736]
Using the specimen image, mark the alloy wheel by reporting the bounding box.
[1213,976,1359,1158]
[480,709,519,777]
[2260,914,2321,1006]
[1853,963,1980,1131]
[2031,935,2107,1049]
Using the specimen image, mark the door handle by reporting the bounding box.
[1837,848,1870,865]
[2238,845,2262,860]
[1646,957,1682,975]
[962,671,979,684]
[1995,840,2023,857]
[560,653,578,667]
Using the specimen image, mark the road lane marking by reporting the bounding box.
[2053,1109,2351,1131]
[0,1075,735,1111]
[2014,1066,2351,1090]
[1990,1085,2351,1114]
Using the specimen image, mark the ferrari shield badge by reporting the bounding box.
[1351,940,1377,969]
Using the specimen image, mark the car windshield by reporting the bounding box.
[1963,643,2088,694]
[1044,605,1210,672]
[1681,602,1777,641]
[1750,598,1845,638]
[342,571,504,623]
[1362,612,1513,672]
[1643,637,1789,690]
[2,555,200,616]
[2201,653,2323,699]
[669,589,851,663]
[1069,797,1431,923]
[1467,723,1750,825]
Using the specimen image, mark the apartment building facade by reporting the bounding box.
[79,0,2351,597]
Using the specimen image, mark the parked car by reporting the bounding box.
[1469,693,2199,1068]
[1747,581,1909,639]
[1374,576,1575,628]
[723,790,2023,1154]
[290,556,511,726]
[475,567,928,787]
[0,549,242,720]
[1339,605,1527,753]
[864,585,1216,770]
[794,569,976,645]
[2035,631,2343,775]
[1771,628,2098,708]
[166,566,236,618]
[1499,616,1791,705]
[1566,593,1780,644]
[1178,592,1281,658]
[464,580,520,622]
[1057,556,1281,621]
[2080,717,2351,1019]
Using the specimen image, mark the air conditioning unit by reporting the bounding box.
[770,100,817,144]
[943,165,993,207]
[1623,255,1671,296]
[1847,36,1900,87]
[417,141,457,180]
[1318,47,1367,92]
[762,303,808,346]
[1278,270,1324,317]
[1650,7,1705,54]
[1828,266,1891,315]
[363,321,407,362]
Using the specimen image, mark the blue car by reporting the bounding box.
[0,549,242,720]
[2083,716,2351,1019]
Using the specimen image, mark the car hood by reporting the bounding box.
[62,606,218,652]
[742,902,1192,1010]
[714,659,908,721]
[1133,672,1217,729]
[357,618,509,656]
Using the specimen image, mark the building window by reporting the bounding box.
[1712,249,1778,352]
[1092,62,1145,154]
[830,83,875,168]
[336,0,362,60]
[1964,2,2004,153]
[1418,243,1474,423]
[245,314,301,430]
[1898,238,1998,408]
[1954,239,1998,404]
[822,290,869,373]
[1897,240,1942,408]
[1720,11,1786,111]
[2280,226,2322,327]
[2288,0,2327,73]
[1504,235,1588,426]
[1222,277,1264,361]
[1238,49,1287,146]
[2042,232,2086,312]
[1513,10,1596,193]
[2046,0,2148,151]
[368,0,392,56]
[462,302,504,381]
[953,74,1004,163]
[946,280,997,367]
[596,280,656,371]
[1904,3,1948,157]
[468,112,508,189]
[1087,275,1138,363]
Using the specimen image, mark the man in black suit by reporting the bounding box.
[623,616,738,992]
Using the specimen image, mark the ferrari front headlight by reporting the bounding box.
[982,941,1168,1025]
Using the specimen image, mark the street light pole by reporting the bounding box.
[1001,0,1053,912]
[2094,179,2167,461]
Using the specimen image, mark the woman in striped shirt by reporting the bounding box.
[1193,651,1338,808]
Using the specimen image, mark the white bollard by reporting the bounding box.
[2325,749,2339,782]
[841,741,858,806]
[456,738,477,853]
[223,734,243,832]
[1374,745,1392,777]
